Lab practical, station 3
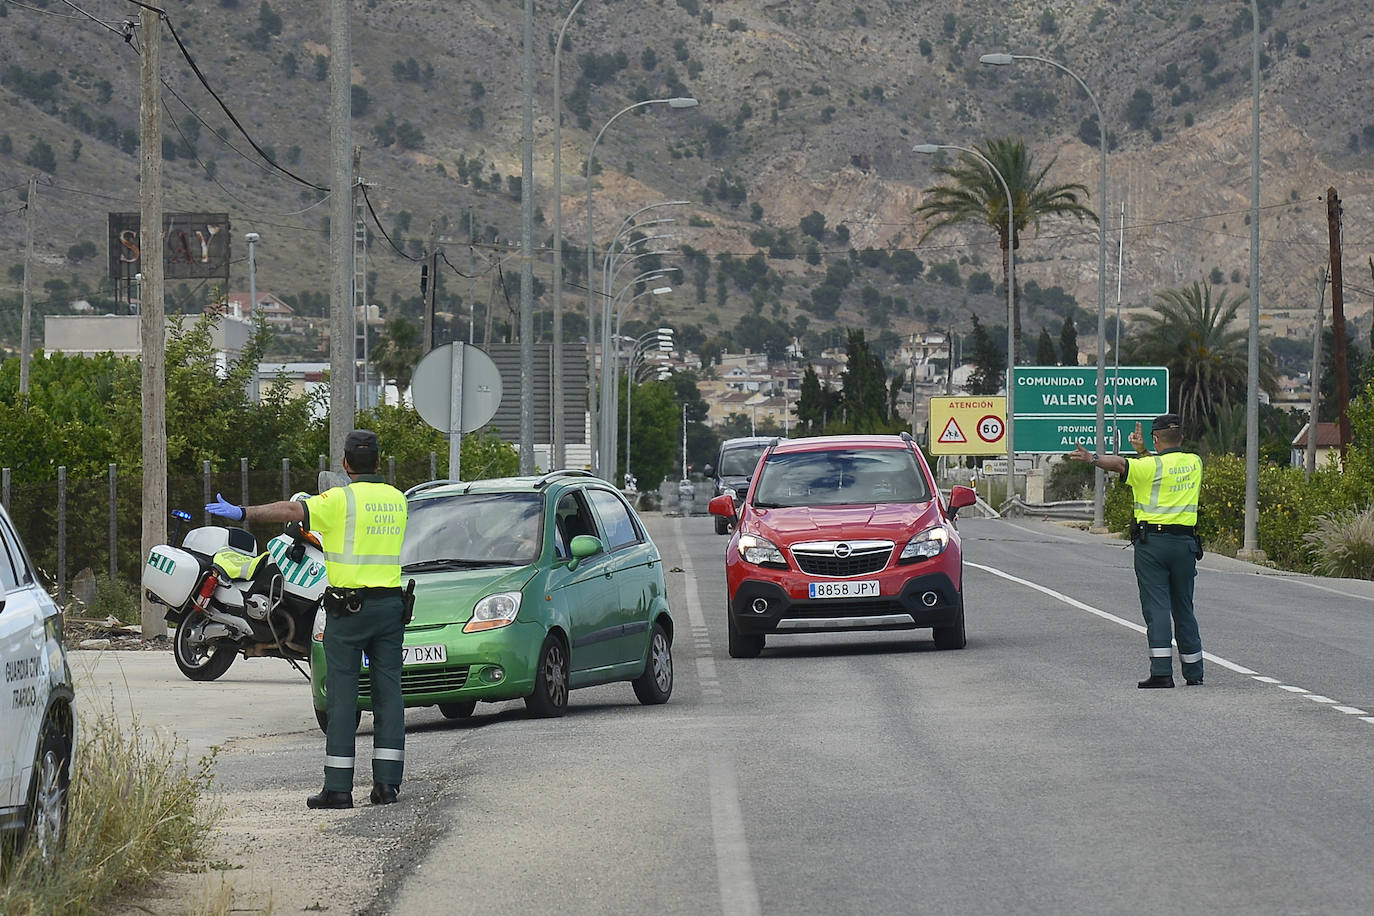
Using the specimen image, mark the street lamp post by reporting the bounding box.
[550,0,587,470]
[604,276,674,481]
[981,52,1109,526]
[625,326,674,489]
[585,98,697,475]
[914,143,1016,501]
[1242,0,1263,559]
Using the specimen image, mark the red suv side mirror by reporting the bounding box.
[708,494,737,519]
[948,485,977,517]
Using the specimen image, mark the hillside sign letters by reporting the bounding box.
[107,212,231,281]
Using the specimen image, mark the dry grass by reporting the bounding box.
[0,710,221,915]
[1303,507,1374,579]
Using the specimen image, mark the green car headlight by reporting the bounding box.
[464,591,523,633]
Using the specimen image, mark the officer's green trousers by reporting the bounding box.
[1133,532,1204,680]
[322,594,405,792]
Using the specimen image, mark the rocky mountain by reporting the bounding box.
[2,0,1372,368]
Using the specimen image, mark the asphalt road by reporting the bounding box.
[77,513,1374,915]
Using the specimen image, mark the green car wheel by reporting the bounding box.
[631,622,673,705]
[524,634,569,717]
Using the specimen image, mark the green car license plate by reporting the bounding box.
[363,644,447,667]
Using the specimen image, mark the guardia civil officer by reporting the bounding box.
[207,429,410,807]
[1068,413,1205,689]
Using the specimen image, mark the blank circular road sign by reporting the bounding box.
[410,342,503,434]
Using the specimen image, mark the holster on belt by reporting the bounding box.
[402,579,416,625]
[1130,520,1146,545]
[323,587,364,617]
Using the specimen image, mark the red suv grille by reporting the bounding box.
[792,545,892,577]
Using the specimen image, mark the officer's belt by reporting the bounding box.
[335,585,403,598]
[1137,523,1195,535]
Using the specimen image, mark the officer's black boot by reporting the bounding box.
[307,788,354,809]
[1137,675,1175,689]
[370,782,400,805]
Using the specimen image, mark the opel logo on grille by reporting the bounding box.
[833,543,852,558]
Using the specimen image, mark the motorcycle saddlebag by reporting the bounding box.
[144,545,201,607]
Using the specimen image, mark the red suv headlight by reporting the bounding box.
[737,533,787,568]
[900,524,949,562]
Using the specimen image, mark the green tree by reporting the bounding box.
[915,138,1095,362]
[1059,313,1079,366]
[796,365,840,435]
[839,330,891,432]
[620,379,680,488]
[370,316,423,401]
[1035,327,1056,365]
[1122,280,1273,430]
[965,313,1004,395]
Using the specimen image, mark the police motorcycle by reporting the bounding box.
[142,491,329,681]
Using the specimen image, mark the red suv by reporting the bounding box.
[708,434,976,658]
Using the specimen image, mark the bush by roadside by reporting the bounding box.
[0,711,220,915]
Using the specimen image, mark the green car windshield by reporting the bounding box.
[402,492,545,569]
[751,448,931,508]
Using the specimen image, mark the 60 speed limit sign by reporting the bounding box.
[977,414,1005,443]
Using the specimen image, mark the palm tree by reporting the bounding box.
[1122,280,1274,431]
[915,138,1096,363]
[370,317,423,404]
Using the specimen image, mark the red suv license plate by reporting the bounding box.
[808,580,879,599]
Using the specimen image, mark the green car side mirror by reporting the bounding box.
[566,534,603,571]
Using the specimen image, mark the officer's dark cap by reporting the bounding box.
[345,429,379,452]
[1152,413,1182,432]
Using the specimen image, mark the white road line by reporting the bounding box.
[965,560,1256,674]
[967,560,1373,732]
[709,757,762,916]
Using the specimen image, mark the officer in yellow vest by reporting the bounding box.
[1068,413,1204,688]
[207,429,409,807]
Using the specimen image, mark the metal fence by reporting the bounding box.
[1,454,444,604]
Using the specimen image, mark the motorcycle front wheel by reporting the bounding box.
[173,617,238,681]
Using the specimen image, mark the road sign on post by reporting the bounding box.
[1010,366,1168,454]
[1012,367,1169,417]
[928,396,1007,456]
[411,342,504,479]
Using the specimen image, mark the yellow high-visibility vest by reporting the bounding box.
[304,478,406,588]
[1125,450,1201,526]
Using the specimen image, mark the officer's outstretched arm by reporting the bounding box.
[243,500,308,525]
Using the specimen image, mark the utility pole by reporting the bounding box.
[19,175,35,396]
[518,0,535,474]
[423,219,438,353]
[328,0,354,470]
[139,8,167,639]
[1305,269,1327,478]
[1327,187,1351,459]
[354,165,369,410]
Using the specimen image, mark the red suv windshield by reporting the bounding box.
[751,447,931,508]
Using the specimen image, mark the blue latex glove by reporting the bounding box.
[206,493,245,522]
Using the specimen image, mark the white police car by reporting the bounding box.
[0,503,75,862]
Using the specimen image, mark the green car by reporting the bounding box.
[309,471,674,728]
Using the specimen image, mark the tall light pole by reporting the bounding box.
[1242,0,1264,560]
[981,52,1109,525]
[625,325,674,490]
[585,98,697,474]
[245,231,262,403]
[914,143,1016,500]
[550,0,587,470]
[604,275,675,482]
